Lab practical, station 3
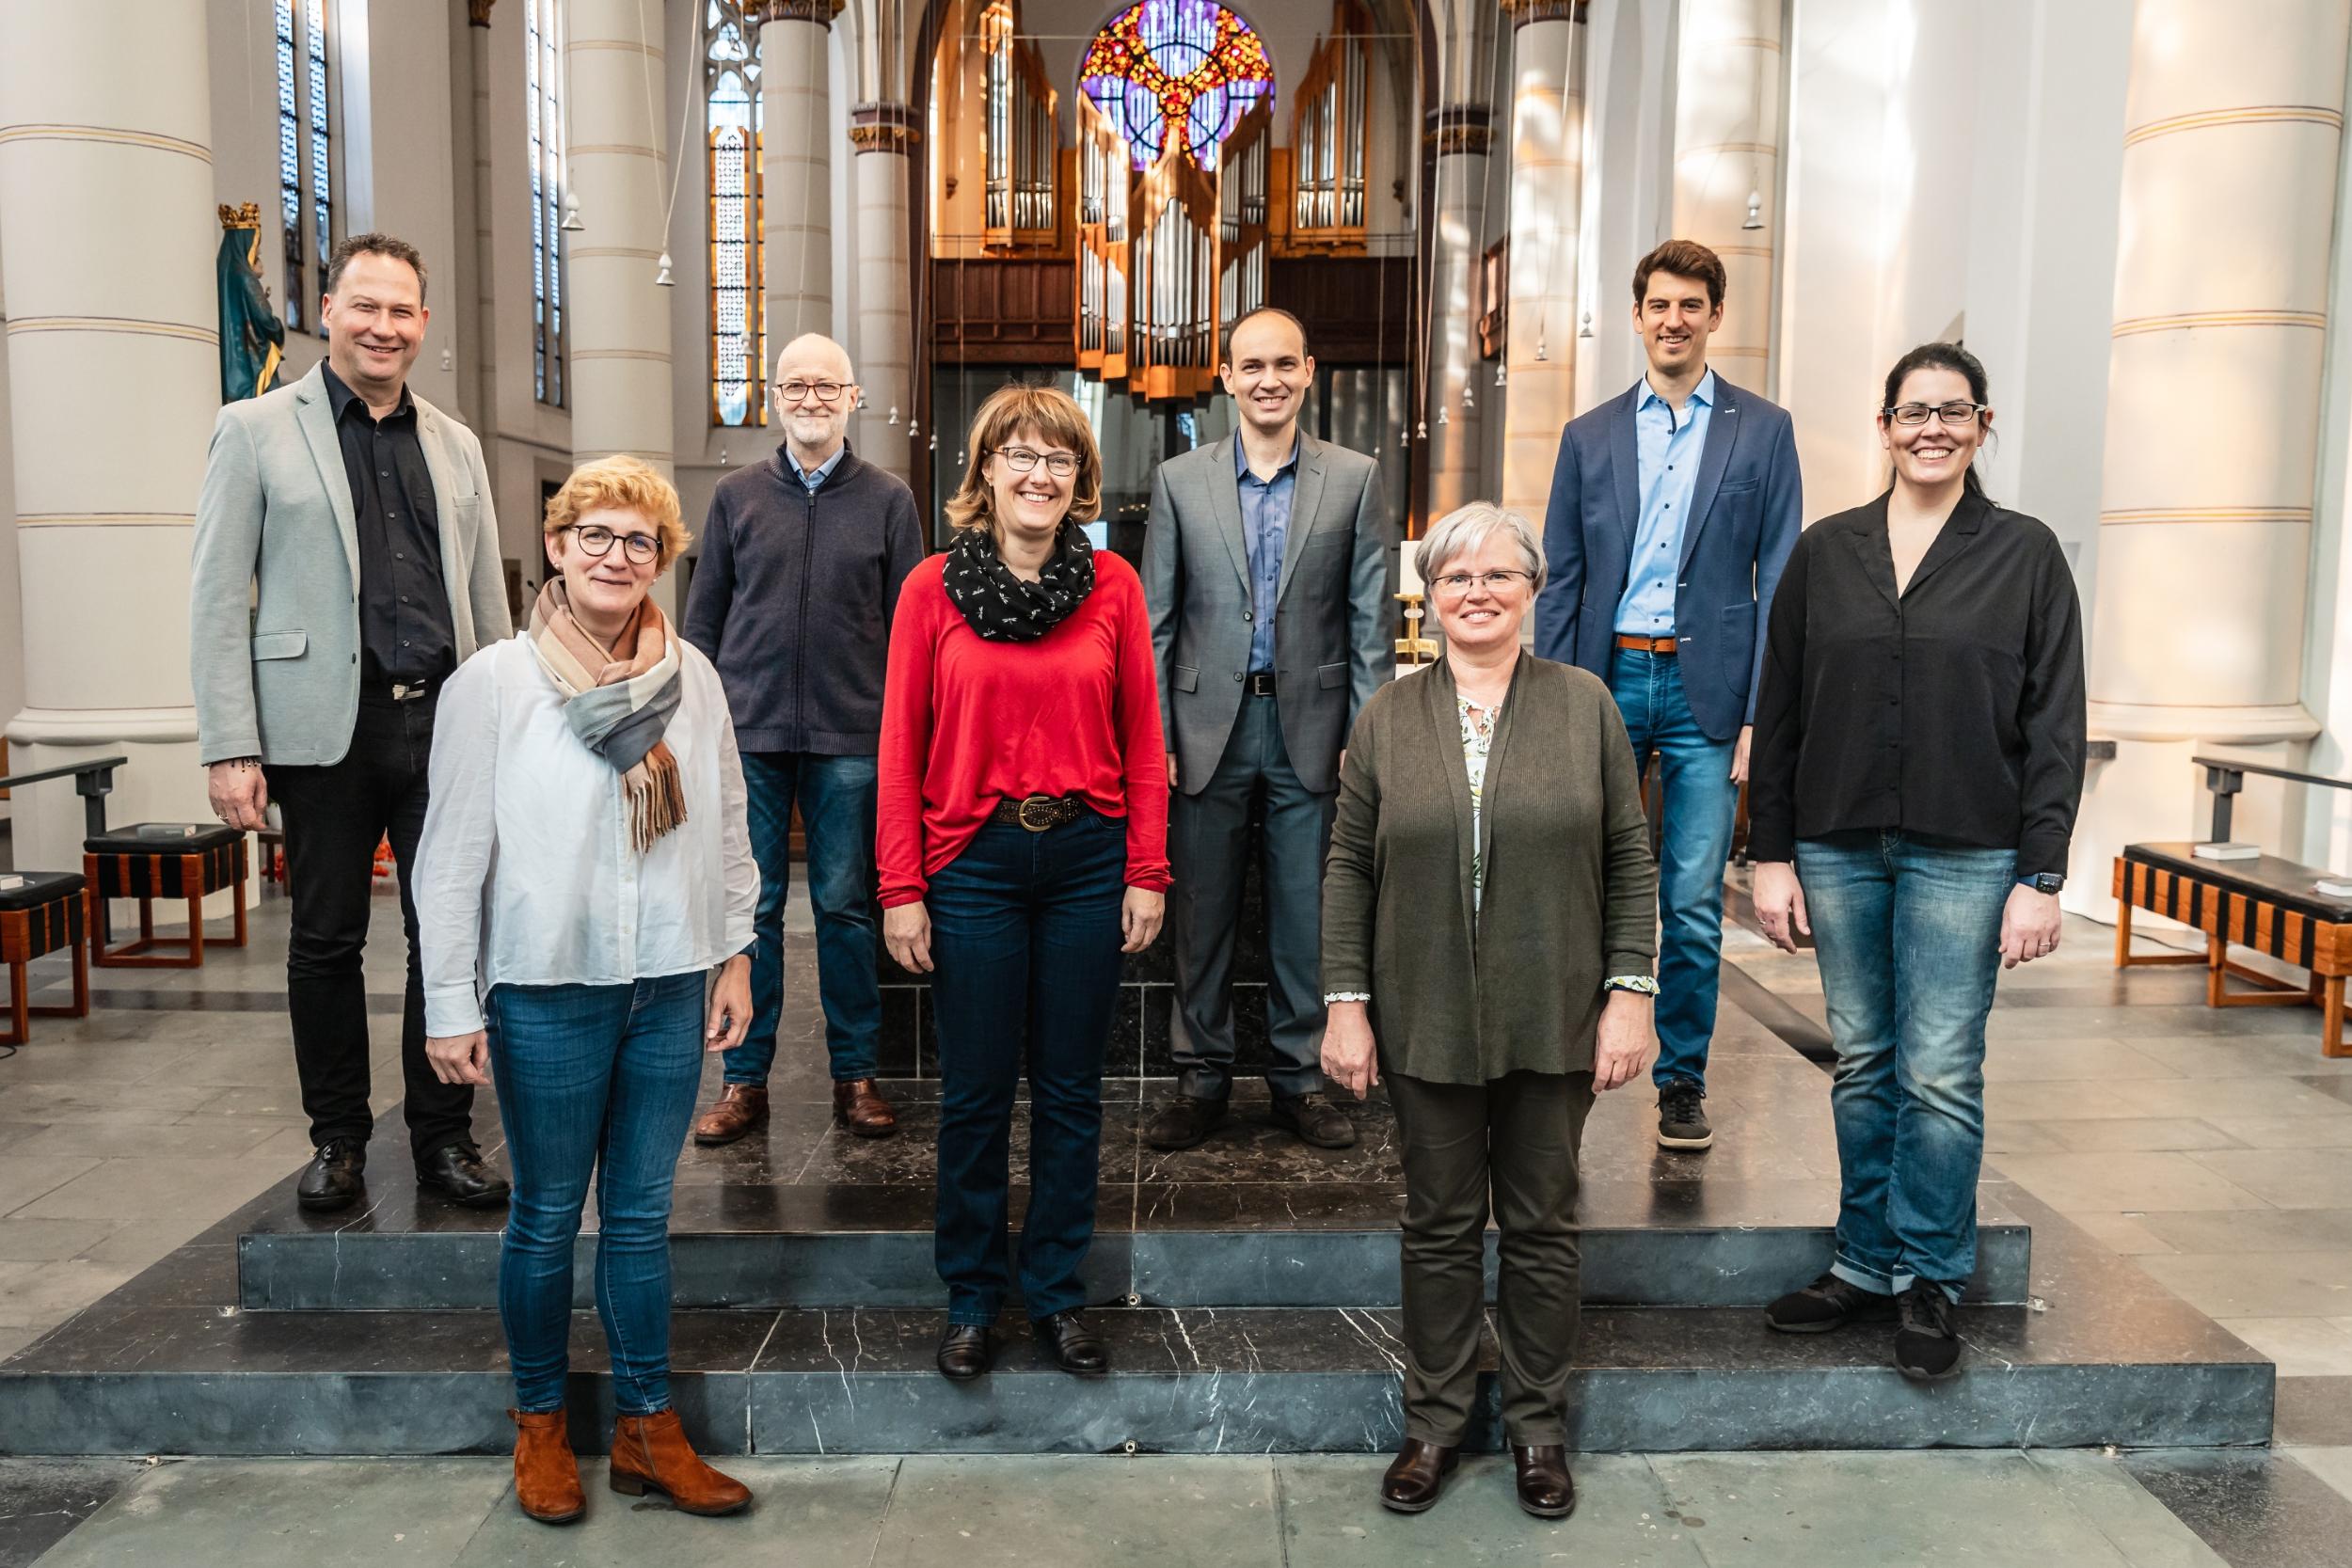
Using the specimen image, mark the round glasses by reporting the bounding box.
[560,524,660,564]
[1884,401,1988,427]
[993,446,1081,479]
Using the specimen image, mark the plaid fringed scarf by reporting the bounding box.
[528,580,689,852]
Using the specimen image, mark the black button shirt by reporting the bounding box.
[1748,490,2087,878]
[322,365,454,686]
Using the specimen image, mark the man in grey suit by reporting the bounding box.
[1140,306,1395,1151]
[191,234,514,1214]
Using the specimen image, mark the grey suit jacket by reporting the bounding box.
[1140,432,1395,796]
[189,362,512,767]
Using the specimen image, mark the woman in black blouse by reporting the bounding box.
[1747,342,2084,1383]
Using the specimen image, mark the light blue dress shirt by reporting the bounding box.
[791,443,847,493]
[1614,369,1717,636]
[1235,435,1298,673]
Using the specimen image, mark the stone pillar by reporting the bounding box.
[0,1,216,872]
[850,103,917,482]
[565,0,673,477]
[1425,103,1492,519]
[761,1,839,347]
[1671,0,1782,388]
[469,1,499,446]
[2074,0,2349,906]
[1501,1,1586,527]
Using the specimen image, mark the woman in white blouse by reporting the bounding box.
[416,455,756,1527]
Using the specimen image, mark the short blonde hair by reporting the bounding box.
[543,455,691,568]
[1415,501,1547,594]
[944,384,1104,533]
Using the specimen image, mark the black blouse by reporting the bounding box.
[1748,490,2086,878]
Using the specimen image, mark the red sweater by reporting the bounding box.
[877,551,1170,907]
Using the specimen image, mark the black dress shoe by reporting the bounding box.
[937,1323,994,1381]
[1378,1439,1458,1514]
[1034,1308,1108,1375]
[1143,1094,1228,1151]
[1511,1444,1576,1519]
[417,1141,512,1209]
[296,1137,367,1212]
[1272,1090,1359,1149]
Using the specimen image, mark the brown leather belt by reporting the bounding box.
[991,794,1090,832]
[1613,634,1678,655]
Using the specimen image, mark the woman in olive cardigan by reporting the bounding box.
[1322,501,1659,1521]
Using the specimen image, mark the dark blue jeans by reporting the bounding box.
[927,813,1127,1326]
[1796,832,2014,1297]
[487,971,706,1415]
[1608,649,1739,1090]
[729,751,882,1085]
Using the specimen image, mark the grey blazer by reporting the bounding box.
[1140,433,1395,796]
[189,362,512,767]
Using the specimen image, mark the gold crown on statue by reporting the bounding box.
[218,201,262,230]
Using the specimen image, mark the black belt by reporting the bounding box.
[991,794,1091,832]
[1244,671,1277,696]
[359,677,437,703]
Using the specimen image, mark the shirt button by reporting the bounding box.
[1243,610,1254,621]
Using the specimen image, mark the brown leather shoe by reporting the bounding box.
[1511,1444,1576,1519]
[692,1085,769,1147]
[609,1408,752,1516]
[509,1407,585,1525]
[1378,1437,1459,1514]
[832,1078,898,1138]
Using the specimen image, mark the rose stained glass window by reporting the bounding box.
[1080,1,1274,170]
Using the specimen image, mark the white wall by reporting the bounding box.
[1574,0,1678,413]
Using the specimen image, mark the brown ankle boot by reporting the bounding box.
[832,1078,898,1138]
[692,1085,769,1147]
[509,1407,585,1525]
[609,1409,752,1516]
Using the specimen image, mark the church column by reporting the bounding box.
[1425,103,1492,520]
[850,103,916,482]
[1670,0,1782,387]
[565,0,673,476]
[2074,0,2349,905]
[761,2,840,347]
[0,1,216,871]
[1500,1,1586,526]
[468,1,499,445]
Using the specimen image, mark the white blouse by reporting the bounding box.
[414,635,759,1037]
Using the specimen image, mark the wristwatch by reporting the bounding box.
[2018,872,2064,895]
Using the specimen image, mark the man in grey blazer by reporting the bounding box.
[190,234,514,1214]
[1139,307,1396,1151]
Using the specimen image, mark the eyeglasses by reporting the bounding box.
[1431,569,1534,594]
[778,379,849,405]
[993,446,1081,478]
[560,524,660,564]
[1884,400,1987,427]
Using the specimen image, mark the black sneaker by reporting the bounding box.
[1271,1090,1359,1149]
[1657,1080,1713,1150]
[1144,1094,1228,1151]
[1764,1272,1898,1334]
[1894,1282,1963,1381]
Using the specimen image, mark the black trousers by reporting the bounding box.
[268,692,473,1164]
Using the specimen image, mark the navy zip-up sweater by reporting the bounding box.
[683,441,927,754]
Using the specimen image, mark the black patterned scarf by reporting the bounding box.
[941,522,1097,641]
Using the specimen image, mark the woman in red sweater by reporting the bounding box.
[878,384,1169,1382]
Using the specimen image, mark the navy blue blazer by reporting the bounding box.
[1531,374,1803,742]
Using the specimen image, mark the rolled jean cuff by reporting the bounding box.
[1830,1257,1900,1296]
[948,1300,1000,1329]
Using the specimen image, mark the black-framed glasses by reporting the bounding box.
[1884,400,1987,427]
[993,445,1081,478]
[560,524,660,564]
[778,379,849,404]
[1431,569,1534,594]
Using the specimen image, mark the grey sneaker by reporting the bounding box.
[1658,1079,1713,1150]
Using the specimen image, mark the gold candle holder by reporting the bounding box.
[1395,591,1438,666]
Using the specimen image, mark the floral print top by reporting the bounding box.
[1460,694,1501,912]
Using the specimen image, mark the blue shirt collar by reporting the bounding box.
[1233,433,1301,480]
[788,442,848,488]
[1635,367,1717,415]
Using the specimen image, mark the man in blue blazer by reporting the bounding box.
[1533,239,1802,1154]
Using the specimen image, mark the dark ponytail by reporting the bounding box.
[1882,341,1993,499]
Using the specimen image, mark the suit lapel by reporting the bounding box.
[1900,490,1990,598]
[1610,388,1642,549]
[413,397,471,652]
[1274,433,1326,605]
[1201,436,1252,595]
[1849,494,1900,609]
[1678,378,1740,573]
[293,365,361,596]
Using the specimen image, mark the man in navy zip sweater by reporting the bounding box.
[684,334,926,1143]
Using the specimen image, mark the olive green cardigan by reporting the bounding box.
[1321,652,1657,1084]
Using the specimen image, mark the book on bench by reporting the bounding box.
[2318,877,2352,897]
[2191,841,2262,862]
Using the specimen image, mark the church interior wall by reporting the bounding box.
[1575,0,1679,416]
[0,251,20,770]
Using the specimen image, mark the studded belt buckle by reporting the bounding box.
[1017,795,1058,832]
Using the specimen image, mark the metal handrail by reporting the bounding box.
[0,753,126,841]
[2192,753,2352,843]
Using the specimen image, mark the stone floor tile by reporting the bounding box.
[2042,1118,2247,1154]
[450,1456,897,1566]
[2185,1148,2352,1210]
[0,1458,146,1568]
[874,1457,1284,1568]
[2275,1377,2352,1445]
[2195,1113,2352,1150]
[73,1218,206,1274]
[0,1216,116,1262]
[2137,1209,2352,1254]
[29,1458,510,1568]
[2136,1250,2352,1319]
[2288,1448,2352,1508]
[1278,1453,1708,1567]
[0,1259,138,1327]
[2025,1449,2231,1568]
[1987,1151,2272,1214]
[1981,1038,2185,1082]
[2106,1077,2352,1120]
[2130,1036,2352,1080]
[8,1155,286,1224]
[3,1117,285,1162]
[2063,1211,2182,1255]
[0,1042,199,1085]
[2122,1448,2352,1568]
[0,1155,102,1217]
[2215,1318,2352,1376]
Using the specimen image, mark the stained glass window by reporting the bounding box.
[273,0,334,335]
[1080,1,1274,170]
[527,0,567,407]
[707,2,765,427]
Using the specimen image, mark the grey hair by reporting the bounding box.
[1414,502,1548,594]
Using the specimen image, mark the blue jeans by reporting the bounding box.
[927,813,1127,1326]
[487,971,707,1415]
[729,751,882,1085]
[1796,832,2015,1298]
[1609,649,1739,1089]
